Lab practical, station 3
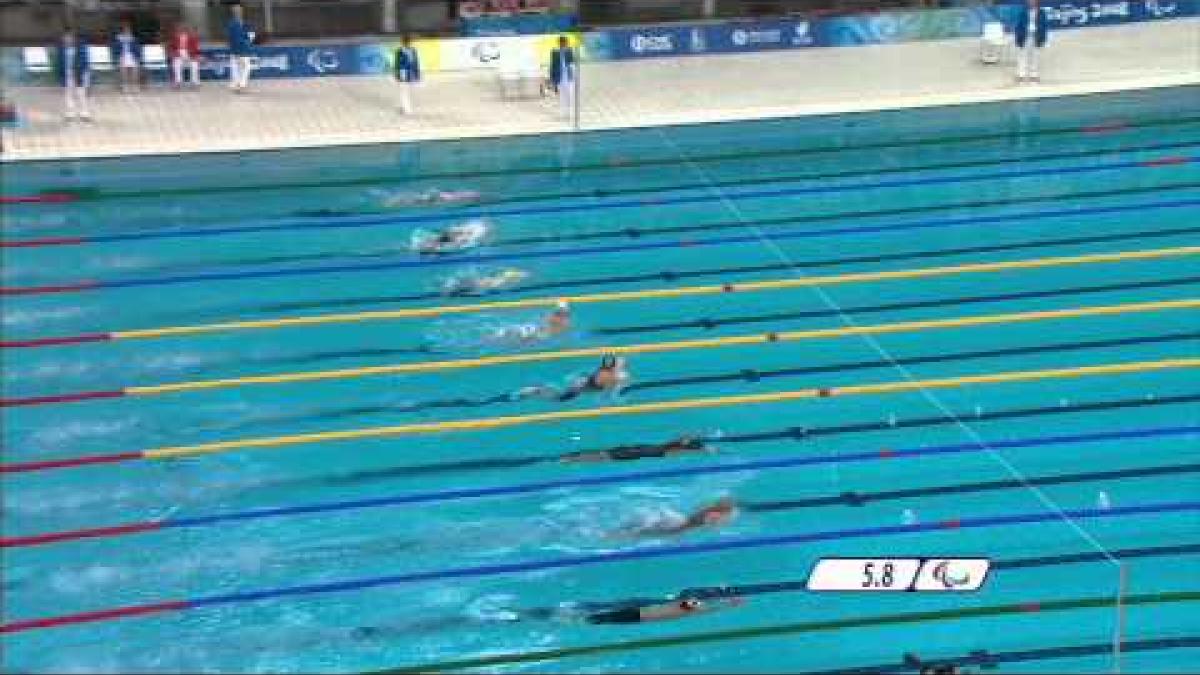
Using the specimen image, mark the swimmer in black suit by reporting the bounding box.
[559,434,714,464]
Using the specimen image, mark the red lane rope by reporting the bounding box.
[0,281,101,296]
[0,600,190,634]
[0,192,79,204]
[0,333,112,349]
[0,451,144,474]
[0,236,86,248]
[1080,121,1130,134]
[0,522,163,548]
[1140,155,1191,167]
[0,389,125,407]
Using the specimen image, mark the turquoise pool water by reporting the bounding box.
[2,86,1198,674]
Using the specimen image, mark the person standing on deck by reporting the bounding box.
[394,35,421,114]
[548,35,577,122]
[56,28,92,121]
[226,3,255,93]
[1014,0,1049,83]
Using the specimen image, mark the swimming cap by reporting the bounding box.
[556,300,570,311]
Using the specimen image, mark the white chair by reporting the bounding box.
[980,21,1007,65]
[501,46,546,100]
[87,44,114,72]
[141,43,167,83]
[22,46,51,74]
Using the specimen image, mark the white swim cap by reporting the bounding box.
[556,300,570,311]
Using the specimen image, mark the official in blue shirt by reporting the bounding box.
[226,2,255,92]
[56,29,92,121]
[1013,0,1049,82]
[394,35,421,115]
[548,35,577,122]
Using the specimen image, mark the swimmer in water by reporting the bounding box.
[618,496,738,539]
[413,218,490,255]
[375,187,482,208]
[489,300,572,344]
[584,596,744,625]
[515,354,630,402]
[442,267,528,296]
[559,434,714,464]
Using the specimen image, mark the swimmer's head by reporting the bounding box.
[601,354,617,368]
[678,598,702,612]
[554,299,570,314]
[704,497,737,522]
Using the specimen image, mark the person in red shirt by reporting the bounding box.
[170,22,201,87]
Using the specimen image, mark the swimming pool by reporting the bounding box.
[2,84,1198,674]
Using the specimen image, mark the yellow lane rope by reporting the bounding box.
[124,298,1200,396]
[140,357,1200,459]
[112,245,1200,340]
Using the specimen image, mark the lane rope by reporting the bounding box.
[1,356,1191,475]
[4,424,1194,549]
[3,502,1196,634]
[384,593,1200,674]
[1,186,1196,297]
[4,297,1193,407]
[10,244,1192,346]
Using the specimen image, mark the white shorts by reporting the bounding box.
[120,53,138,69]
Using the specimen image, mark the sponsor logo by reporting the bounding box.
[306,49,339,73]
[792,21,813,45]
[1044,1,1132,25]
[1143,0,1179,16]
[629,33,675,53]
[730,27,784,46]
[470,40,502,63]
[252,54,289,71]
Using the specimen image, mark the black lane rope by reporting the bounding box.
[137,176,1200,286]
[41,115,1200,204]
[293,388,1200,490]
[234,198,1200,319]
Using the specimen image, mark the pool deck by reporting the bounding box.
[1,19,1196,161]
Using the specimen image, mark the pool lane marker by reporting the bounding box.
[3,356,1196,474]
[386,591,1200,674]
[4,425,1195,549]
[4,297,1196,408]
[1,163,1197,297]
[5,243,1197,350]
[1,501,1196,635]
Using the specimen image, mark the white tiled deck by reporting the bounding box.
[2,19,1197,161]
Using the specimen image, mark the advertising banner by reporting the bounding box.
[196,44,364,80]
[462,12,578,37]
[995,0,1197,28]
[815,7,997,47]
